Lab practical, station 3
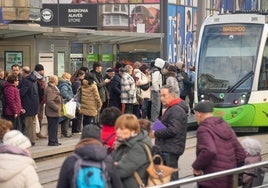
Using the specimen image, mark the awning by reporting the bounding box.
[0,23,164,44]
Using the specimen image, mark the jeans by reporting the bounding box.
[141,98,149,118]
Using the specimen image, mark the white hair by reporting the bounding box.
[241,137,262,156]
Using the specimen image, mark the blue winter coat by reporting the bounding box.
[19,73,39,116]
[58,79,74,102]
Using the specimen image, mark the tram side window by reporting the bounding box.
[259,40,268,90]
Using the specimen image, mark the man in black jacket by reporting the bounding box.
[152,84,188,181]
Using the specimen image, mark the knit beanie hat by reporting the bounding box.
[194,101,214,113]
[81,125,101,140]
[3,130,31,149]
[34,64,44,72]
[106,67,114,73]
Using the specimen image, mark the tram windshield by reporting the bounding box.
[197,24,263,92]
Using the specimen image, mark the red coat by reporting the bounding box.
[101,125,116,149]
[4,82,22,116]
[192,117,246,188]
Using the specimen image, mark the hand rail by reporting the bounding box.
[147,161,268,188]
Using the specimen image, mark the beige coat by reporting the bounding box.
[45,83,63,117]
[80,80,102,117]
[0,153,42,188]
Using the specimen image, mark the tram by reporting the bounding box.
[195,12,268,132]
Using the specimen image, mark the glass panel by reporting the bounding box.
[198,24,263,92]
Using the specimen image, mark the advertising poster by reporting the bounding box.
[144,0,160,3]
[129,4,160,33]
[59,0,97,3]
[167,5,185,64]
[98,0,128,3]
[5,52,23,71]
[185,7,192,68]
[192,8,198,66]
[215,0,258,11]
[167,4,177,63]
[129,0,143,3]
[42,0,58,3]
[177,6,185,63]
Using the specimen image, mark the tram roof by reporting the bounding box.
[0,23,164,44]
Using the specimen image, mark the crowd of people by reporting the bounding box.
[0,59,264,188]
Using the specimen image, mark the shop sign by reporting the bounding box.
[86,54,98,62]
[101,54,113,62]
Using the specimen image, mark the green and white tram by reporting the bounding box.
[195,12,268,132]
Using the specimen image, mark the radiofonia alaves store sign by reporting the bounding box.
[40,4,97,28]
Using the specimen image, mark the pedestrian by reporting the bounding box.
[20,66,40,146]
[112,114,153,188]
[109,63,122,110]
[150,58,166,122]
[192,101,246,188]
[58,72,74,138]
[0,130,42,187]
[0,118,12,143]
[45,75,63,146]
[103,67,115,107]
[33,64,47,139]
[100,106,121,153]
[91,62,110,113]
[151,84,188,181]
[70,69,85,134]
[120,65,136,114]
[80,72,102,126]
[138,64,151,119]
[57,124,123,188]
[0,68,6,117]
[179,63,193,113]
[3,74,25,130]
[11,64,22,84]
[241,137,262,188]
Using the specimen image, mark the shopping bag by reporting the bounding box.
[64,99,77,119]
[35,115,40,133]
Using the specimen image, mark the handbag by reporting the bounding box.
[64,99,77,119]
[134,144,178,188]
[139,83,150,91]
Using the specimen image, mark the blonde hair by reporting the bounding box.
[62,72,71,80]
[115,114,140,134]
[48,75,58,84]
[0,118,12,140]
